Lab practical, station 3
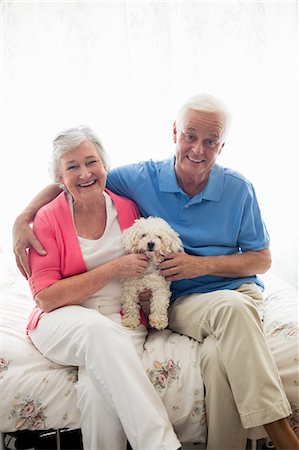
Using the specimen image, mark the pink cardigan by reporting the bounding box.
[27,189,140,332]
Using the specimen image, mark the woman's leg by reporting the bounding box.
[77,366,127,450]
[29,305,181,450]
[76,314,150,450]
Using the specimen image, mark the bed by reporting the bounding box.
[1,253,298,449]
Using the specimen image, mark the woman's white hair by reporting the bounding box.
[49,125,110,184]
[176,93,232,138]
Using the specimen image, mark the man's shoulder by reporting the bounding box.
[108,159,170,190]
[110,158,167,176]
[222,166,253,189]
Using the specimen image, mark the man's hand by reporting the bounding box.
[159,253,202,281]
[13,218,46,279]
[159,249,272,281]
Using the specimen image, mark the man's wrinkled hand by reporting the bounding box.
[159,252,204,281]
[13,218,46,278]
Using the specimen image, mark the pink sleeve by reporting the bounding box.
[26,305,43,334]
[28,211,62,297]
[130,201,140,222]
[119,198,140,230]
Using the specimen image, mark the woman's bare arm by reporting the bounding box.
[34,254,148,312]
[13,184,62,278]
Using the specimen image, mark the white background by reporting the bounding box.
[1,1,298,287]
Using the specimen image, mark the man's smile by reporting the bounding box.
[187,155,205,163]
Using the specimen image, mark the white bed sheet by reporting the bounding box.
[1,255,298,443]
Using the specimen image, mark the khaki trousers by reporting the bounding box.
[168,283,291,450]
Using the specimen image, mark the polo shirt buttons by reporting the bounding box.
[184,204,189,208]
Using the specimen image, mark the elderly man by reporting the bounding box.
[13,94,299,450]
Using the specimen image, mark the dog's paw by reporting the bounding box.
[122,315,140,329]
[149,314,168,330]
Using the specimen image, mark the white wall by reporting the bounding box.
[1,1,297,287]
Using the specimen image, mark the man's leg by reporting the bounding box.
[201,335,248,450]
[168,285,291,442]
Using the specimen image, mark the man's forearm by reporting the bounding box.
[160,248,272,281]
[205,248,272,278]
[17,184,62,223]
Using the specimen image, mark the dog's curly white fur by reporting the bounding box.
[121,217,183,330]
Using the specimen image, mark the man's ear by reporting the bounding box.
[173,121,177,143]
[218,142,225,155]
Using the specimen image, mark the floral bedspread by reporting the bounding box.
[1,255,298,443]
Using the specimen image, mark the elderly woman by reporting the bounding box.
[26,126,181,450]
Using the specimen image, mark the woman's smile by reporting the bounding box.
[78,179,97,188]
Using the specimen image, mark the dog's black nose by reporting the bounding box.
[147,241,155,251]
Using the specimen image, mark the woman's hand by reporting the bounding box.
[112,253,149,279]
[139,289,152,302]
[138,289,152,316]
[13,217,46,279]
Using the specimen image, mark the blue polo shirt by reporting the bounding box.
[107,157,270,302]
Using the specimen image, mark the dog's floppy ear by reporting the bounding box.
[160,227,184,256]
[121,225,136,253]
[121,219,143,254]
[167,228,184,253]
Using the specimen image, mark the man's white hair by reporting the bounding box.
[49,125,110,184]
[176,93,232,138]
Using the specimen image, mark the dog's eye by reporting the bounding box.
[157,235,161,239]
[141,234,146,238]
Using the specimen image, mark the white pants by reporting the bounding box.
[29,306,181,450]
[168,283,292,450]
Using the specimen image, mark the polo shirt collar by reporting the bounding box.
[203,164,224,201]
[159,157,224,202]
[159,158,181,193]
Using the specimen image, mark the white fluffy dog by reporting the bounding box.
[121,217,183,330]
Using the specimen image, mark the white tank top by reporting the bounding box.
[68,191,124,315]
